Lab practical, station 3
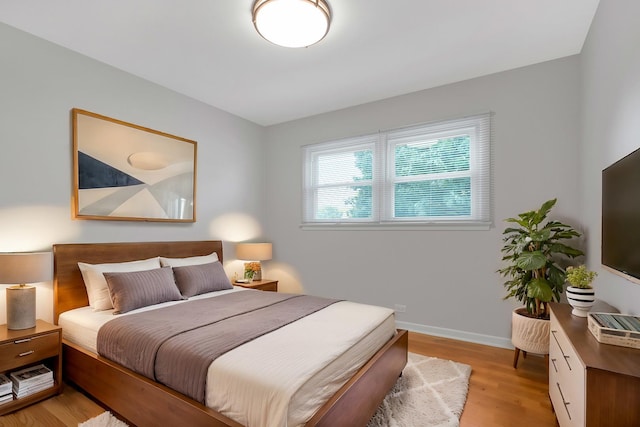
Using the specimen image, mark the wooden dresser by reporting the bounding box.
[549,303,640,426]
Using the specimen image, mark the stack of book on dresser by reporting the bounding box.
[9,364,53,399]
[0,374,12,404]
[588,312,640,349]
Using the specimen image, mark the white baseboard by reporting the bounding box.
[396,320,513,350]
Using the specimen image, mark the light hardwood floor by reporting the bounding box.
[1,332,558,426]
[409,332,557,427]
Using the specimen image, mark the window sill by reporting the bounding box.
[300,222,492,231]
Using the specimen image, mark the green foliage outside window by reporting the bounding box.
[347,136,472,219]
[395,136,469,177]
[345,151,373,218]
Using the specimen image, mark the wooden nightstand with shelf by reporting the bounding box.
[0,319,62,415]
[235,279,278,292]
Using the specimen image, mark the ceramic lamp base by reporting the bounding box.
[6,285,36,330]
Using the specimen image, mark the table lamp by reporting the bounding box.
[236,243,272,281]
[0,252,52,330]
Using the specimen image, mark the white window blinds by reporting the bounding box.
[303,135,379,222]
[302,113,491,228]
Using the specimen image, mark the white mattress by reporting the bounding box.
[59,287,396,427]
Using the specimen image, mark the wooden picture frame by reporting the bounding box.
[72,109,197,222]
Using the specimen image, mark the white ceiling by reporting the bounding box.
[0,0,599,126]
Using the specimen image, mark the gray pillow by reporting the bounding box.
[172,261,233,297]
[104,267,182,314]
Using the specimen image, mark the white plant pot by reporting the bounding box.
[511,308,550,355]
[566,286,595,317]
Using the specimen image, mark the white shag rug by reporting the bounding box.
[368,352,472,427]
[78,411,128,427]
[78,353,471,427]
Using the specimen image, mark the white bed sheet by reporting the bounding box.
[58,287,396,427]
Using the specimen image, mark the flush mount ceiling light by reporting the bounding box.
[252,0,331,48]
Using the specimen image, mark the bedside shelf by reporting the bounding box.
[0,320,62,415]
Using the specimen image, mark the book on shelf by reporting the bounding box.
[13,379,54,399]
[9,364,53,398]
[13,378,54,397]
[0,393,13,405]
[0,374,11,395]
[9,364,52,386]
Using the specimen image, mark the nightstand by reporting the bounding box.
[0,319,62,415]
[235,279,278,292]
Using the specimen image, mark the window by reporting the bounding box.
[302,114,491,228]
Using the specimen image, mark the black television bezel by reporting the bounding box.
[602,146,640,285]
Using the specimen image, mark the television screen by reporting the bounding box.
[602,147,640,280]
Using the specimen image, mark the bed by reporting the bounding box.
[53,241,408,427]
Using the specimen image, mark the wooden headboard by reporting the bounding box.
[52,240,223,324]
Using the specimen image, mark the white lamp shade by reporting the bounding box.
[0,252,52,285]
[253,0,331,48]
[236,243,273,261]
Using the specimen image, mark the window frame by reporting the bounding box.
[303,135,379,223]
[302,114,491,230]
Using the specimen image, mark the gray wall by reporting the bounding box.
[264,57,582,347]
[580,0,640,314]
[5,0,640,346]
[0,23,268,324]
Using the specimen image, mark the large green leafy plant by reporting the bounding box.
[498,199,584,319]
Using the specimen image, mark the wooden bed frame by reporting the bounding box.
[53,241,408,427]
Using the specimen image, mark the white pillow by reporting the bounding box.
[159,251,219,268]
[78,257,161,311]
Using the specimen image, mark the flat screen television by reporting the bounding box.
[602,147,640,282]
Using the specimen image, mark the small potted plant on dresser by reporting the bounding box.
[498,198,584,368]
[565,264,597,317]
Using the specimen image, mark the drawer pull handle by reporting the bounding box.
[551,358,558,373]
[556,382,572,420]
[563,354,572,371]
[14,338,32,344]
[18,350,34,357]
[551,329,572,366]
[551,330,565,354]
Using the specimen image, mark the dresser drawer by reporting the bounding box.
[0,331,60,372]
[550,312,586,427]
[550,375,573,427]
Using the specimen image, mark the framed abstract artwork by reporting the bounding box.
[72,109,197,222]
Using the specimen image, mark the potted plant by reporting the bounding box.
[498,198,584,367]
[565,265,597,317]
